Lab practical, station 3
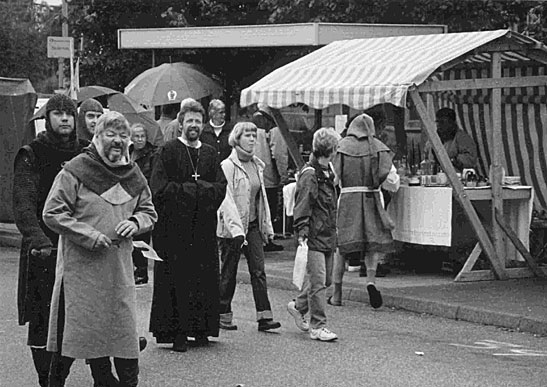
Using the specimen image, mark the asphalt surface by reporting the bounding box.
[1,244,546,387]
[1,222,546,337]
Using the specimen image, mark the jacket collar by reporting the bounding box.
[227,148,265,171]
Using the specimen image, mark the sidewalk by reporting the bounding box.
[1,223,546,336]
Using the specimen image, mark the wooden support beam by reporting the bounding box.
[417,75,547,93]
[393,106,406,157]
[491,52,506,269]
[270,108,305,170]
[454,243,483,282]
[456,267,547,282]
[409,89,507,280]
[495,209,545,278]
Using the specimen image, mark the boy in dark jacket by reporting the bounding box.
[287,127,340,342]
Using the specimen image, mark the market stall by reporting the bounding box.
[240,29,547,281]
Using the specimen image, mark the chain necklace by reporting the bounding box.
[185,145,200,181]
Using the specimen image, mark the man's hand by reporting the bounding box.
[94,234,112,250]
[298,236,308,245]
[115,219,139,238]
[30,246,52,258]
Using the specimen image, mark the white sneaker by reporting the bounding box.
[287,300,309,331]
[309,327,338,341]
[347,265,360,272]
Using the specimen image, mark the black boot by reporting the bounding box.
[31,348,52,387]
[114,358,139,387]
[48,353,74,387]
[89,357,119,387]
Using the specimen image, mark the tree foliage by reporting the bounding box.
[4,0,547,95]
[0,0,58,91]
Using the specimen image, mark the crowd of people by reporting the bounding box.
[13,91,476,386]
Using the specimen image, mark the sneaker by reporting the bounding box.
[287,301,309,331]
[309,327,338,342]
[347,265,360,272]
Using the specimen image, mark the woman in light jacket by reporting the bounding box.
[217,121,281,332]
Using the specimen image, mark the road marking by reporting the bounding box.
[450,340,547,357]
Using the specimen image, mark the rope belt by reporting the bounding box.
[340,186,380,194]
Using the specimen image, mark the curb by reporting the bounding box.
[238,268,547,337]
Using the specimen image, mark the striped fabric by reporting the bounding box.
[241,29,547,212]
[435,64,547,212]
[240,29,512,109]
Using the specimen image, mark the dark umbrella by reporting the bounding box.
[124,62,223,107]
[108,93,164,146]
[30,86,118,120]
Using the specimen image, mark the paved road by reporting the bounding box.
[1,246,546,387]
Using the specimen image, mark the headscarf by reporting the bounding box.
[77,98,104,142]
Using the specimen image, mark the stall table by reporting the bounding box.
[387,185,533,263]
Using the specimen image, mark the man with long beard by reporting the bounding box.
[149,98,227,353]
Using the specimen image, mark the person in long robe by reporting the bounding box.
[13,94,90,387]
[43,111,157,387]
[332,114,400,309]
[149,98,227,353]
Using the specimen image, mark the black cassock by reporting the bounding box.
[149,139,226,342]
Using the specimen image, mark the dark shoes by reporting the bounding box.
[258,318,281,331]
[367,284,383,309]
[172,334,187,352]
[327,296,343,307]
[219,321,238,330]
[134,276,148,285]
[139,336,147,352]
[193,335,209,346]
[264,242,284,252]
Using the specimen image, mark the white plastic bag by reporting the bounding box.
[292,240,308,290]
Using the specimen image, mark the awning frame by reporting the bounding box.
[258,30,547,281]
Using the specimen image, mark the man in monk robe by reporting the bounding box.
[149,98,227,353]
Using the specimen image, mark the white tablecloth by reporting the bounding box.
[387,186,453,246]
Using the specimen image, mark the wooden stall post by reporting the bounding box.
[490,52,506,267]
[270,108,305,170]
[409,89,507,280]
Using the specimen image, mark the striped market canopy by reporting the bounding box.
[240,29,542,110]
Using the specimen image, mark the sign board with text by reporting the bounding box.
[47,36,73,58]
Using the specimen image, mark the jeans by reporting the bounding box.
[219,221,273,321]
[295,249,333,329]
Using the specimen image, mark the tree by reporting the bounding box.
[0,0,58,91]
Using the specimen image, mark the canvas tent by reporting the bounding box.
[0,78,37,222]
[240,29,547,281]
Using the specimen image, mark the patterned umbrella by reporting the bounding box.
[124,62,223,107]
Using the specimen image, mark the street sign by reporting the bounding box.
[47,36,73,58]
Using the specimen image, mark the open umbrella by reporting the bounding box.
[108,93,164,146]
[31,86,118,120]
[124,62,223,106]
